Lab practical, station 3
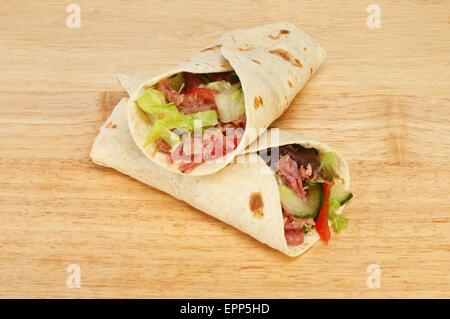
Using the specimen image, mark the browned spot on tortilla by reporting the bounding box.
[111,124,117,129]
[268,29,290,40]
[251,59,261,65]
[253,96,263,109]
[310,67,313,74]
[284,95,288,100]
[268,49,303,68]
[249,192,264,218]
[232,37,237,43]
[287,80,293,88]
[304,47,307,51]
[269,34,281,40]
[200,44,222,52]
[239,47,254,51]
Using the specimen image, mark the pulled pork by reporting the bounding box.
[283,208,315,246]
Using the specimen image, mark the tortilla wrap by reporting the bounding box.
[91,98,350,257]
[127,22,326,176]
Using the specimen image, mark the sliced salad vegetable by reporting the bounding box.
[328,184,352,232]
[315,182,332,243]
[330,184,353,206]
[277,177,323,219]
[214,83,245,122]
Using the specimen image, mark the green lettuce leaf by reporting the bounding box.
[320,152,339,181]
[328,198,349,232]
[136,88,167,114]
[190,110,219,128]
[144,126,181,148]
[137,89,218,148]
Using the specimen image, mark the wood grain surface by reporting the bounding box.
[0,0,449,298]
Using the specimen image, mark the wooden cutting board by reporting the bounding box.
[0,0,448,298]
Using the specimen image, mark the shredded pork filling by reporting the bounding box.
[283,209,315,246]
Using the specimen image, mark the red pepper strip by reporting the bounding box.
[184,88,218,101]
[315,182,333,243]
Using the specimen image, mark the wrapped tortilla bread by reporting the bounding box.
[127,22,326,176]
[91,98,352,257]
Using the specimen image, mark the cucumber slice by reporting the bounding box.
[278,182,323,219]
[329,184,353,205]
[214,83,245,123]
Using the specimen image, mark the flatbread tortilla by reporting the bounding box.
[127,22,326,176]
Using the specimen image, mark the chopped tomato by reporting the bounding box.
[315,182,333,243]
[184,88,218,101]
